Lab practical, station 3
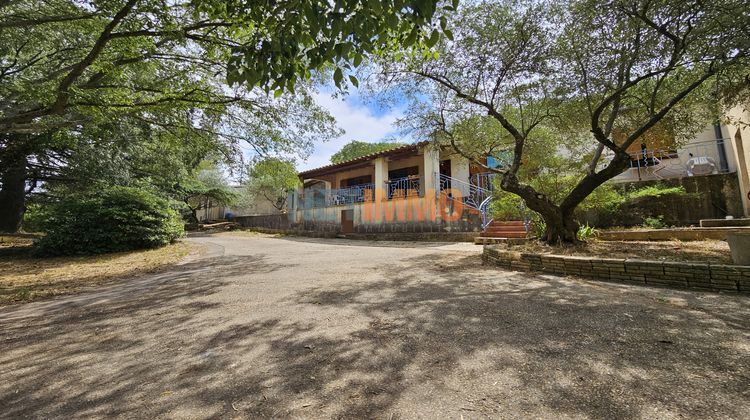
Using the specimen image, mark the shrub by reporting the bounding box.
[642,215,666,229]
[21,203,46,233]
[577,223,599,241]
[626,184,687,200]
[34,186,184,256]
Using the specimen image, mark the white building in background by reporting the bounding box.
[608,106,750,216]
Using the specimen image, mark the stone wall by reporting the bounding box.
[233,214,290,230]
[482,246,750,294]
[597,227,750,241]
[581,173,744,227]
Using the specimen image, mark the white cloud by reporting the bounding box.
[297,91,406,171]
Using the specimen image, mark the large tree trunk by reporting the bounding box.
[539,206,580,244]
[500,173,580,244]
[0,152,27,233]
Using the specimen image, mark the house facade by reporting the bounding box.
[288,142,495,234]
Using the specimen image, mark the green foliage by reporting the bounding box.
[330,140,407,164]
[0,0,448,134]
[576,223,598,241]
[179,162,239,222]
[21,203,45,233]
[529,214,547,239]
[244,158,300,211]
[489,191,526,220]
[626,185,687,200]
[579,183,625,212]
[642,215,666,229]
[33,186,184,256]
[390,0,748,243]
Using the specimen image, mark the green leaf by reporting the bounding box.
[333,67,343,87]
[444,29,454,41]
[349,75,359,88]
[427,30,440,47]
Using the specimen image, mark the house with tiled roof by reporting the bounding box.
[287,141,515,236]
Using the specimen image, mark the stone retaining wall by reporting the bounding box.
[598,227,750,241]
[482,246,750,294]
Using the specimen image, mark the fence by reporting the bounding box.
[233,214,289,230]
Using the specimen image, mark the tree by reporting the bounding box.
[0,0,451,134]
[330,140,407,164]
[0,0,450,232]
[245,158,300,212]
[388,0,749,243]
[179,162,239,223]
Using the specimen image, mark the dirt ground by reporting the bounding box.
[0,242,193,304]
[507,239,732,264]
[0,234,748,419]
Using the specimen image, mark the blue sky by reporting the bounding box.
[296,88,411,171]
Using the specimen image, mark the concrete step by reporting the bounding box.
[486,220,526,226]
[485,226,528,232]
[474,237,530,245]
[481,231,529,238]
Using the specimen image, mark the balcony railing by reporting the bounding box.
[299,184,375,209]
[600,139,732,181]
[387,176,422,199]
[327,183,374,206]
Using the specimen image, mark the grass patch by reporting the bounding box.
[0,234,37,248]
[0,241,193,305]
[507,239,731,264]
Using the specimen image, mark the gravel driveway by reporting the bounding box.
[1,234,748,419]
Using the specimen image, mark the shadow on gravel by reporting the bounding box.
[0,254,282,418]
[261,253,749,418]
[1,250,748,418]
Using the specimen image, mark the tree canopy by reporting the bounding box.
[0,0,449,233]
[330,140,407,164]
[386,0,750,243]
[244,158,300,212]
[0,0,452,134]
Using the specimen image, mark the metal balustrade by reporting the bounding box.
[300,183,374,208]
[598,138,733,181]
[387,176,422,199]
[439,173,493,211]
[327,183,375,206]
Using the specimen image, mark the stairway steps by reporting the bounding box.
[481,231,529,238]
[487,220,526,226]
[486,226,527,232]
[482,220,530,239]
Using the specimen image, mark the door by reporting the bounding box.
[439,159,452,190]
[341,209,354,234]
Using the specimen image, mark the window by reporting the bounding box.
[388,166,419,180]
[340,175,372,188]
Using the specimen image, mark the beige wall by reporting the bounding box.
[726,105,750,216]
[387,155,422,173]
[332,165,375,188]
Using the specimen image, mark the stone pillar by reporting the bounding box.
[450,155,471,198]
[374,157,388,202]
[422,146,440,198]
